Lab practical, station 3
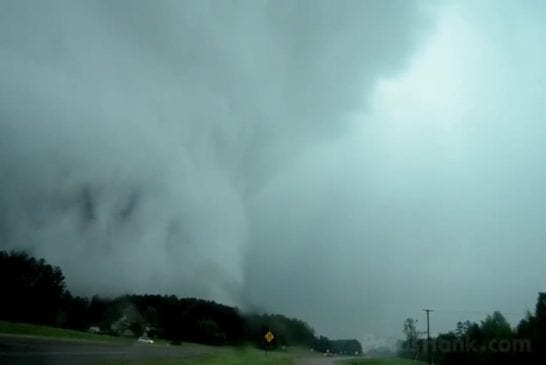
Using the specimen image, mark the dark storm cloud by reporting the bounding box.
[1,0,436,341]
[244,0,546,344]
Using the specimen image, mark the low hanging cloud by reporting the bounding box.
[244,0,546,341]
[8,0,543,345]
[0,0,428,307]
[0,0,546,339]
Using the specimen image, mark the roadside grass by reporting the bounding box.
[341,358,425,365]
[0,320,127,343]
[191,348,295,365]
[93,347,295,365]
[0,320,298,364]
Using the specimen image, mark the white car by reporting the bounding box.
[137,336,154,344]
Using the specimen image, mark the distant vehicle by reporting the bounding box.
[137,336,154,344]
[323,351,334,357]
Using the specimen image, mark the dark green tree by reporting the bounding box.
[0,251,66,325]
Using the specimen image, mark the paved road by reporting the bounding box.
[0,335,209,364]
[295,355,357,365]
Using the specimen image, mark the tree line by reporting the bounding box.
[399,293,546,364]
[0,250,361,352]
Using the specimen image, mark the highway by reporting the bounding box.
[0,335,208,365]
[296,355,357,365]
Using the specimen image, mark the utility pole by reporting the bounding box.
[423,309,433,365]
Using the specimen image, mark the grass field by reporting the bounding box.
[0,320,127,342]
[341,358,425,365]
[93,347,296,365]
[0,320,297,364]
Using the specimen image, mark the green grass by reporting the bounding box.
[93,347,295,365]
[187,348,294,365]
[341,358,425,365]
[0,321,297,364]
[0,320,127,343]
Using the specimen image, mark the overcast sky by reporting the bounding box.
[1,0,546,345]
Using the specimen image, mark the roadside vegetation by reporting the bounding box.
[0,250,361,355]
[93,347,296,365]
[397,293,546,365]
[341,359,423,365]
[0,320,126,342]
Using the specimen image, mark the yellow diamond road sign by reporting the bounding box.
[264,331,275,343]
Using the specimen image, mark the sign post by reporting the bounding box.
[264,331,275,357]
